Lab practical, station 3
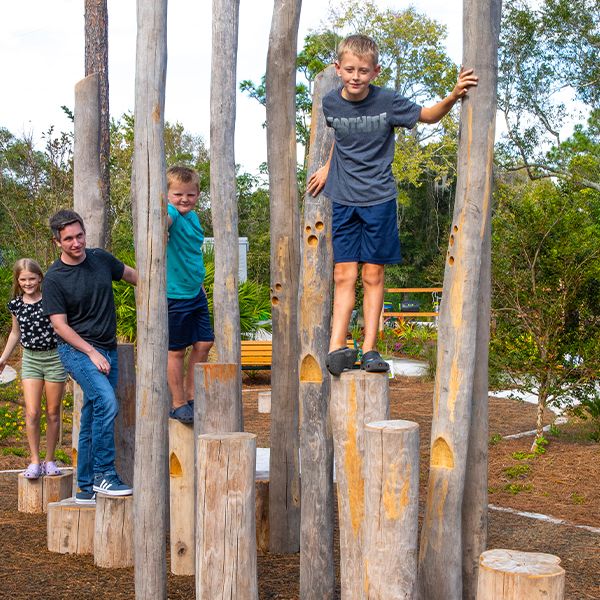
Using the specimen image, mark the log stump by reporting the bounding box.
[257,391,271,414]
[196,432,258,600]
[169,418,195,575]
[18,471,73,513]
[47,497,95,554]
[363,420,420,599]
[477,549,565,599]
[94,494,133,568]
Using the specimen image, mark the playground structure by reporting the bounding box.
[12,0,568,598]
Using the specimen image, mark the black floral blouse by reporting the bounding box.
[7,297,58,351]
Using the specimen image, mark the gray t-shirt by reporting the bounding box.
[323,85,421,206]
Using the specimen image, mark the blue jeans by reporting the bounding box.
[58,344,119,492]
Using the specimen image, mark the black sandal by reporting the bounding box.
[326,347,358,376]
[361,350,389,373]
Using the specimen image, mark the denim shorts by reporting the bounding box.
[168,288,214,351]
[21,348,67,382]
[332,199,402,265]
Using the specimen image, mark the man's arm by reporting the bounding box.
[49,314,112,374]
[419,68,478,124]
[307,142,335,197]
[121,265,137,286]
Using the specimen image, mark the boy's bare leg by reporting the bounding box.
[329,262,359,352]
[361,263,385,353]
[184,340,214,401]
[167,349,187,409]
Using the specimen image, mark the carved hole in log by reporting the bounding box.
[272,296,279,306]
[169,452,183,477]
[275,283,282,292]
[431,437,454,469]
[300,354,322,383]
[307,235,318,247]
[449,234,454,247]
[305,225,312,234]
[448,255,455,266]
[72,448,78,468]
[453,225,458,232]
[315,221,324,231]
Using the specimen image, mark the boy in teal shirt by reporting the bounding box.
[166,166,214,423]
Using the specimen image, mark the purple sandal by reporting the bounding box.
[23,463,43,479]
[43,461,62,476]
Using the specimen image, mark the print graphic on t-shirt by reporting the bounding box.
[326,113,388,138]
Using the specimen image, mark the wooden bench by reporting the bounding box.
[380,287,442,329]
[240,340,357,370]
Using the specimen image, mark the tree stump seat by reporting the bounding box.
[18,471,73,514]
[47,497,95,554]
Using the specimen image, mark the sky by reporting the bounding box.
[1,0,463,174]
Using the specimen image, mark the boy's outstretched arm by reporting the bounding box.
[419,68,478,124]
[307,142,334,197]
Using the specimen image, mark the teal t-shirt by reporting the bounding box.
[167,203,206,299]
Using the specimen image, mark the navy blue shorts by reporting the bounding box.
[168,288,214,351]
[332,199,401,265]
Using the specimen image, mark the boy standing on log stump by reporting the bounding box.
[43,210,137,503]
[307,34,477,376]
[166,166,214,424]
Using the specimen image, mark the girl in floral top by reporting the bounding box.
[0,259,66,479]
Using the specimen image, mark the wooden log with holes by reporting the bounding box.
[47,497,95,554]
[18,471,73,514]
[298,63,338,600]
[196,432,258,600]
[94,494,134,568]
[363,420,420,599]
[476,549,565,599]
[330,370,390,600]
[168,418,195,575]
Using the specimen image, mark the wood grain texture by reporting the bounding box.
[115,343,136,487]
[266,0,303,555]
[298,64,338,600]
[18,472,72,513]
[47,498,95,554]
[94,494,133,568]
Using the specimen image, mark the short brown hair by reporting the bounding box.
[337,34,379,66]
[167,166,200,192]
[49,209,85,241]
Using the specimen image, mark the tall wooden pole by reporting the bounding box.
[418,1,501,598]
[298,65,337,599]
[266,0,302,553]
[132,1,169,598]
[84,0,110,248]
[210,0,242,380]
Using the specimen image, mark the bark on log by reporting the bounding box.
[132,0,169,597]
[84,0,110,247]
[418,1,500,598]
[210,0,242,417]
[330,370,390,600]
[255,478,270,554]
[194,363,242,433]
[47,498,95,554]
[115,343,136,487]
[476,549,565,599]
[266,0,303,555]
[169,419,195,575]
[18,471,73,513]
[196,433,258,600]
[94,494,134,568]
[363,420,419,600]
[298,64,338,600]
[74,74,104,249]
[71,383,83,496]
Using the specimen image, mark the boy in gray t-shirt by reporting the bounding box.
[307,34,477,376]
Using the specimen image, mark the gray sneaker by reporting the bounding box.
[75,490,96,504]
[93,473,133,497]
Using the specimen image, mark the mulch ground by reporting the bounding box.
[0,373,599,599]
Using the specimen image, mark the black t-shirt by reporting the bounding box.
[42,248,125,350]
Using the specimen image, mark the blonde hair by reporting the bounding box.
[167,166,200,193]
[337,34,379,66]
[11,258,44,298]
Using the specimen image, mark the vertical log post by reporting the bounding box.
[476,550,565,599]
[196,432,258,600]
[330,370,390,600]
[71,383,83,496]
[210,0,243,426]
[418,1,501,598]
[298,64,338,600]
[266,0,303,555]
[169,419,195,575]
[132,0,169,597]
[114,343,135,486]
[94,495,134,568]
[363,420,419,600]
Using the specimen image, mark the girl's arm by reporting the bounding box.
[0,315,21,373]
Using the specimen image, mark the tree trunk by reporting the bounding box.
[418,1,501,598]
[266,0,303,553]
[533,389,547,450]
[132,1,169,598]
[74,74,104,249]
[298,64,337,600]
[84,0,110,248]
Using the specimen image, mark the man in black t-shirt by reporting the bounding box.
[43,210,137,504]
